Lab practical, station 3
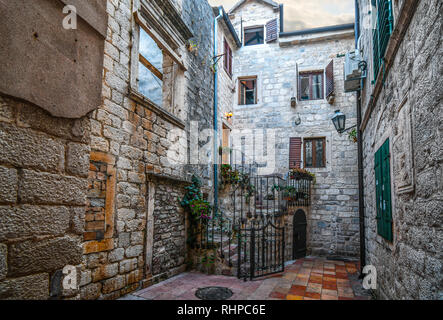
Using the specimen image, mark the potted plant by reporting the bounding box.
[289,168,315,184]
[221,164,240,185]
[348,128,358,143]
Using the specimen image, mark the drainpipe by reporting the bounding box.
[213,7,223,214]
[355,0,366,278]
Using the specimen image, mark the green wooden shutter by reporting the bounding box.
[381,139,393,241]
[375,139,393,241]
[374,148,383,236]
[372,0,393,81]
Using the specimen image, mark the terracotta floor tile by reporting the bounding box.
[323,283,338,291]
[323,276,336,282]
[309,278,323,284]
[321,294,338,300]
[289,288,306,296]
[321,289,338,296]
[125,257,370,301]
[286,295,304,300]
[269,291,286,299]
[304,292,321,299]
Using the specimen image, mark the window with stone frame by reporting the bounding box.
[244,26,264,46]
[304,138,326,168]
[224,38,233,77]
[138,28,164,106]
[298,71,324,101]
[239,77,257,105]
[131,2,190,119]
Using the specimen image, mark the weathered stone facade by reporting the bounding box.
[227,0,360,258]
[357,0,442,299]
[0,0,217,300]
[0,96,89,299]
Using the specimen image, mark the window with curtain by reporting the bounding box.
[304,138,326,168]
[299,72,324,101]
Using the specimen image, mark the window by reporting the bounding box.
[138,27,163,106]
[375,138,393,241]
[244,26,264,46]
[299,72,324,101]
[239,77,257,105]
[372,0,394,80]
[224,38,233,77]
[304,138,326,168]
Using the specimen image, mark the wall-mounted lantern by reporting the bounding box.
[291,97,297,108]
[294,113,301,126]
[331,110,356,134]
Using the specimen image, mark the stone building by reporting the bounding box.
[226,0,360,258]
[355,0,442,299]
[0,0,441,301]
[0,0,219,300]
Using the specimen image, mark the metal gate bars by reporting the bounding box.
[237,215,285,280]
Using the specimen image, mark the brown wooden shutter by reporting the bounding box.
[289,137,302,169]
[325,60,334,99]
[266,19,278,43]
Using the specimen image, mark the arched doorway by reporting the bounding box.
[293,209,307,259]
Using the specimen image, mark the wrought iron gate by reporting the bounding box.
[238,217,285,280]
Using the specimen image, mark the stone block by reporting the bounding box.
[0,122,65,173]
[109,248,125,263]
[0,205,71,241]
[119,258,138,273]
[8,236,82,276]
[80,282,102,300]
[19,169,87,205]
[0,166,17,203]
[92,263,118,282]
[0,273,49,300]
[102,275,126,294]
[67,143,90,177]
[0,244,6,280]
[125,245,143,258]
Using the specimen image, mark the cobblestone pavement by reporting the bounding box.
[121,257,372,300]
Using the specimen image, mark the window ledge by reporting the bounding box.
[129,89,185,130]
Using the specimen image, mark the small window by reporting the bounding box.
[239,77,257,105]
[244,26,264,46]
[299,72,324,101]
[304,138,326,168]
[138,28,163,106]
[224,38,233,77]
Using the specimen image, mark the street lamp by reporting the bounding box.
[331,110,356,134]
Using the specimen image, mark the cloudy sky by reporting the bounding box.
[208,0,355,31]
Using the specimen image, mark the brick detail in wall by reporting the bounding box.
[82,151,116,254]
[85,160,108,241]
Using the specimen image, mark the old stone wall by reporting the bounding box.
[181,0,216,193]
[358,0,442,299]
[0,95,90,299]
[79,0,217,300]
[228,1,360,258]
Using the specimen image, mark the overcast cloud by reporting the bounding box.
[207,0,355,31]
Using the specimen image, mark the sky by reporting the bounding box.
[207,0,355,31]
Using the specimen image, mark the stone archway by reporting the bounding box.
[293,209,307,259]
